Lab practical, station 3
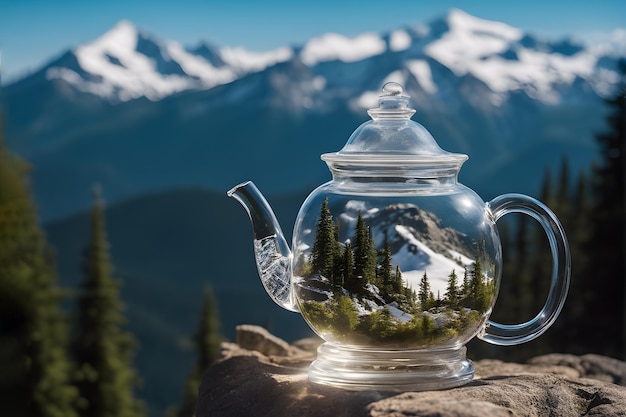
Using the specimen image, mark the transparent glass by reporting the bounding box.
[228,83,570,391]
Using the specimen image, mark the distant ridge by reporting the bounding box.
[2,9,624,221]
[11,9,622,104]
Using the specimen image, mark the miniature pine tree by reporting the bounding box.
[73,186,145,417]
[379,239,393,300]
[418,272,431,310]
[311,198,336,280]
[341,242,354,291]
[445,269,459,308]
[469,259,488,313]
[353,211,374,296]
[393,265,403,294]
[331,220,344,284]
[353,212,368,280]
[0,118,79,417]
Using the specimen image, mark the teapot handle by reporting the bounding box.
[480,194,571,345]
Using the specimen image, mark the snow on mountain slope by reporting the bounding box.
[30,9,626,106]
[300,32,386,65]
[220,46,293,72]
[394,224,470,298]
[44,20,291,102]
[424,9,600,103]
[389,30,412,52]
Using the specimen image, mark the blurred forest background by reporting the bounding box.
[0,8,625,417]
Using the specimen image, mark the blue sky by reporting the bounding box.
[1,0,624,82]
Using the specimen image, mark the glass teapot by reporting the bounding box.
[228,82,570,391]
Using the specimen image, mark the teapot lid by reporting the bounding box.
[321,82,468,170]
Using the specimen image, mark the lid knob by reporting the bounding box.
[381,81,404,96]
[367,82,417,121]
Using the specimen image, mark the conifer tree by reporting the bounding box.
[353,211,373,296]
[331,220,344,284]
[461,268,470,300]
[514,214,534,319]
[311,198,336,280]
[587,62,625,358]
[175,286,221,417]
[341,242,354,291]
[393,265,403,294]
[418,272,431,310]
[0,118,79,417]
[445,270,459,308]
[530,167,557,318]
[469,259,487,312]
[556,157,571,220]
[379,239,393,300]
[73,186,145,417]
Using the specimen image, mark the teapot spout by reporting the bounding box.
[227,181,299,312]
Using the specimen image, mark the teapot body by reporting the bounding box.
[228,83,569,391]
[292,180,500,350]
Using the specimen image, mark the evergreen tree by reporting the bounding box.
[73,187,145,417]
[556,157,571,220]
[515,215,534,319]
[567,171,592,320]
[367,229,378,283]
[352,211,373,296]
[469,259,488,313]
[331,220,344,285]
[341,242,354,291]
[379,239,393,300]
[311,198,336,280]
[461,268,470,300]
[393,266,403,295]
[0,118,79,417]
[174,286,221,417]
[418,272,431,310]
[586,62,625,358]
[445,270,459,308]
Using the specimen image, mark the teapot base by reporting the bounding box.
[308,342,474,391]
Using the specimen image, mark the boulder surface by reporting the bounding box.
[197,325,626,417]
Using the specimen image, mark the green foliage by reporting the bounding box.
[445,270,459,308]
[173,286,221,417]
[485,64,625,360]
[311,198,336,280]
[586,63,625,358]
[0,119,79,417]
[418,272,431,310]
[333,295,360,335]
[72,188,145,417]
[379,239,393,300]
[301,199,496,348]
[352,212,375,296]
[341,242,354,291]
[466,259,490,313]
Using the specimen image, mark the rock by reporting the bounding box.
[474,358,580,380]
[198,326,626,417]
[235,324,292,357]
[528,353,626,386]
[367,374,626,417]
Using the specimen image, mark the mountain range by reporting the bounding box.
[3,8,625,221]
[2,8,625,417]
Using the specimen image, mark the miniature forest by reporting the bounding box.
[296,198,496,348]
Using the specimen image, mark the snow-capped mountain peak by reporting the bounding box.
[89,19,139,53]
[299,32,386,66]
[37,10,625,105]
[420,9,607,103]
[445,8,523,42]
[43,20,291,102]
